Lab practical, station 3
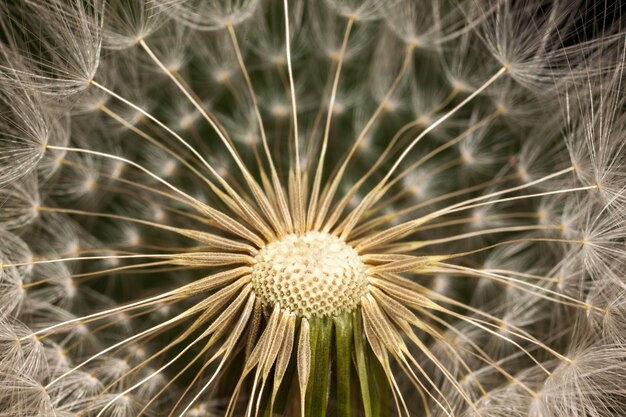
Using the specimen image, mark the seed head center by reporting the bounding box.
[251,231,368,318]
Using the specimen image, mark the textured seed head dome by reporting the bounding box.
[251,231,368,318]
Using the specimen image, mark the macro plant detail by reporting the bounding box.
[0,0,625,416]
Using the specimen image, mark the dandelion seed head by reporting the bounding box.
[0,0,625,415]
[251,231,368,318]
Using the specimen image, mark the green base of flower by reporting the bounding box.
[255,311,391,417]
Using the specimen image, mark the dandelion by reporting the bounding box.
[0,0,625,416]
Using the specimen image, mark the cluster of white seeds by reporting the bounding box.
[251,232,368,318]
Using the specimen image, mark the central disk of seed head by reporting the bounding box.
[251,231,368,318]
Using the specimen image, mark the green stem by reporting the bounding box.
[334,314,353,417]
[306,318,333,417]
